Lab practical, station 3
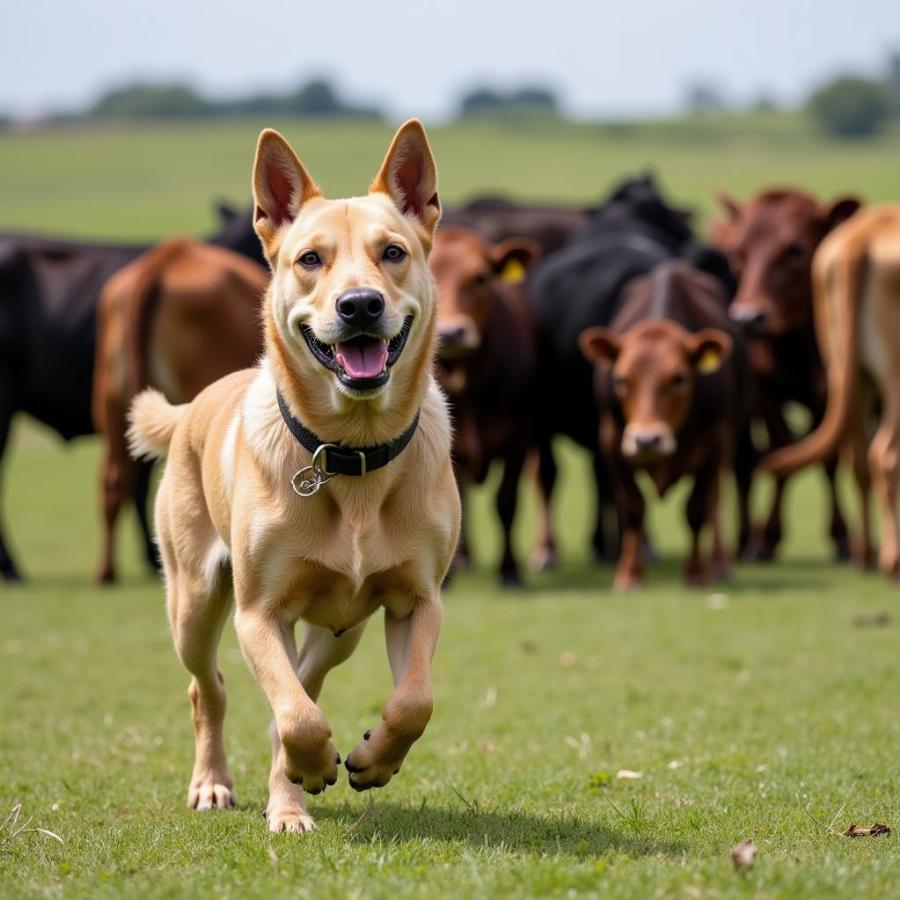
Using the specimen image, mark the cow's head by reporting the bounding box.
[580,320,732,462]
[716,189,860,336]
[430,226,539,393]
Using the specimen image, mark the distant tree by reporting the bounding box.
[458,84,559,119]
[684,80,727,114]
[887,52,900,116]
[808,74,891,137]
[90,83,211,119]
[750,92,779,113]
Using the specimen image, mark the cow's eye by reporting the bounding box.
[298,250,322,269]
[785,241,807,260]
[671,372,688,389]
[472,272,488,287]
[383,244,407,262]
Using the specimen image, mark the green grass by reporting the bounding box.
[1,115,899,241]
[1,117,899,898]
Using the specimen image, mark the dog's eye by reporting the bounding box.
[297,250,322,269]
[383,244,407,263]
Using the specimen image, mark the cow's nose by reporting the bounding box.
[439,324,468,346]
[336,289,385,328]
[730,306,767,330]
[634,432,663,452]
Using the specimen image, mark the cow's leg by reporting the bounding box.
[96,398,135,584]
[684,452,721,587]
[266,623,367,833]
[710,469,732,580]
[0,393,22,582]
[496,445,527,587]
[845,389,876,569]
[733,419,757,557]
[133,459,160,573]
[609,454,645,591]
[747,405,792,561]
[530,438,558,571]
[823,451,851,561]
[591,450,618,562]
[869,397,900,580]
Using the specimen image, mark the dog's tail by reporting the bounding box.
[127,389,186,460]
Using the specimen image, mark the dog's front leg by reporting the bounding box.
[345,594,442,791]
[234,608,339,795]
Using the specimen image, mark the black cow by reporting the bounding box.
[527,174,735,567]
[0,208,263,582]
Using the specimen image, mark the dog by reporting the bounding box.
[128,120,460,833]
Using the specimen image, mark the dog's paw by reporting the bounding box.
[344,727,408,792]
[188,780,234,811]
[281,731,340,795]
[265,804,317,833]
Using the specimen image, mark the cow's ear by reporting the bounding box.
[489,237,542,283]
[822,195,861,232]
[579,327,621,367]
[252,129,320,261]
[689,328,733,374]
[716,190,742,222]
[371,119,441,240]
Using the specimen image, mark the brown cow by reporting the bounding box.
[430,225,541,585]
[93,238,267,583]
[713,188,860,560]
[579,261,739,589]
[762,206,900,580]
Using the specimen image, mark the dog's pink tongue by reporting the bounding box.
[335,339,389,379]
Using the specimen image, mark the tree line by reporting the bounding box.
[5,54,899,137]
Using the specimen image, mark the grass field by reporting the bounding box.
[1,117,899,898]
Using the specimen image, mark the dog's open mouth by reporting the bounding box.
[301,315,414,392]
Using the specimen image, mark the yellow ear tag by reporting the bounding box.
[501,259,526,284]
[697,349,721,373]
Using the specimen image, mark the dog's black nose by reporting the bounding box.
[336,289,385,328]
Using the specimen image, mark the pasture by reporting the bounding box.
[1,117,899,898]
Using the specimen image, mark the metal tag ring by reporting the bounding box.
[291,466,327,497]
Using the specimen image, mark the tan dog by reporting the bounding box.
[128,120,460,833]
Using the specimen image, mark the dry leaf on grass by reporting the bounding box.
[842,822,891,837]
[851,612,893,628]
[731,839,757,871]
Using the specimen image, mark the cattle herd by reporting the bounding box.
[1,174,898,588]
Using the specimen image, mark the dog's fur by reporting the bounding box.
[128,121,460,833]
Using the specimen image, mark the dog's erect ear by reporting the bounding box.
[579,327,621,367]
[252,129,320,261]
[489,237,542,283]
[688,328,732,374]
[371,119,441,240]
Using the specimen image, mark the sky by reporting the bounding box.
[0,0,896,120]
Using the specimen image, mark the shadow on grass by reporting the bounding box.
[317,798,684,858]
[456,556,844,597]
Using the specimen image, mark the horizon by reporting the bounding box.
[1,0,897,122]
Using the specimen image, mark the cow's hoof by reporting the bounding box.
[500,568,524,589]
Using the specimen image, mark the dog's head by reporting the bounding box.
[253,120,441,410]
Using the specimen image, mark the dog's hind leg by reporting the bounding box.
[165,540,235,811]
[264,623,367,833]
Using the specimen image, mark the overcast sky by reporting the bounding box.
[1,0,896,120]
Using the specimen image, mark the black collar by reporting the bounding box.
[276,390,420,477]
